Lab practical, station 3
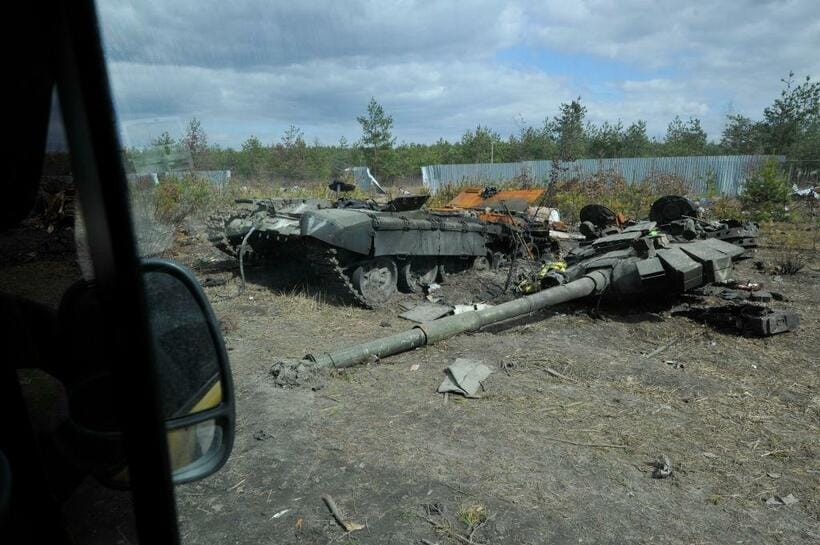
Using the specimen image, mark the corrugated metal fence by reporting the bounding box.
[421,155,784,196]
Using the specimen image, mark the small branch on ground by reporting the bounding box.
[542,367,577,382]
[543,436,627,449]
[644,330,702,358]
[321,494,364,532]
[415,514,485,545]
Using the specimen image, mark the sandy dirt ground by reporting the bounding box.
[167,228,819,545]
[2,220,818,545]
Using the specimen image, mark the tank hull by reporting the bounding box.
[209,197,526,307]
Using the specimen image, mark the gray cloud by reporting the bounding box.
[98,0,820,147]
[100,1,522,68]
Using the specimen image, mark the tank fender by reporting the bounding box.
[300,210,373,256]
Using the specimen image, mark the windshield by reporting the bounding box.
[93,2,818,544]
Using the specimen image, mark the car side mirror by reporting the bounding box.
[141,259,235,484]
[58,259,234,487]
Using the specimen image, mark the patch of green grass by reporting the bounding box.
[457,503,487,529]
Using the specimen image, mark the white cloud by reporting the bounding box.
[108,58,573,145]
[97,0,820,146]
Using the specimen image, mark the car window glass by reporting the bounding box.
[0,90,139,545]
[94,2,819,544]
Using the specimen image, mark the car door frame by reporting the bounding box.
[52,0,182,542]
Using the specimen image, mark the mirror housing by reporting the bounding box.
[141,259,235,484]
[57,259,234,486]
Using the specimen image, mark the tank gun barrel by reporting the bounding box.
[306,270,611,369]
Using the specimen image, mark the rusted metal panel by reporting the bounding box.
[445,187,545,210]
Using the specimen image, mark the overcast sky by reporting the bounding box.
[94,0,820,148]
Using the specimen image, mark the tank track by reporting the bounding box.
[205,213,240,257]
[303,242,373,308]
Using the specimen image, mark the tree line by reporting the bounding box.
[131,73,819,183]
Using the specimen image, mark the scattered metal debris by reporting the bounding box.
[765,494,799,507]
[437,359,493,398]
[452,303,492,314]
[426,283,442,293]
[399,302,494,323]
[672,304,800,336]
[399,303,453,323]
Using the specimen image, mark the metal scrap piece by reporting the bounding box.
[437,358,493,398]
[399,303,453,323]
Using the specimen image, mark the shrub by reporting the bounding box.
[765,222,811,273]
[740,160,791,221]
[642,171,690,196]
[127,174,218,257]
[775,251,805,275]
[702,168,719,199]
[154,174,216,225]
[708,197,745,221]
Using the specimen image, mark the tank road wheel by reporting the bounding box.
[398,257,439,293]
[351,257,398,307]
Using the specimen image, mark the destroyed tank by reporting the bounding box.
[208,192,548,308]
[267,196,797,373]
[288,214,768,370]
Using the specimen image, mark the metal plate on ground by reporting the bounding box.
[399,303,453,323]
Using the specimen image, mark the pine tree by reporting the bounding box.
[356,97,395,177]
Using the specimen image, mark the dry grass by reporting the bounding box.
[775,251,806,274]
[760,222,819,272]
[456,503,488,528]
[281,286,328,312]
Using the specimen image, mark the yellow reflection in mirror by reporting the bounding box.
[168,420,222,475]
[190,380,222,412]
[100,381,224,486]
[168,381,223,473]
